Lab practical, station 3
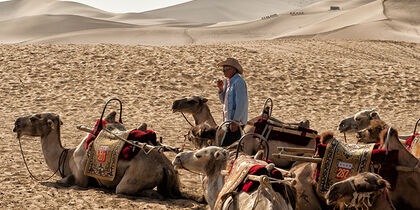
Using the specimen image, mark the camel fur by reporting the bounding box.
[13,113,181,197]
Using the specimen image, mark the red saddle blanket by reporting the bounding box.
[85,119,157,160]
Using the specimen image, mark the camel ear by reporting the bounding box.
[214,149,228,160]
[370,111,379,119]
[377,178,389,189]
[47,119,55,129]
[201,98,208,103]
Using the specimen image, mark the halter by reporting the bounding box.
[18,136,68,181]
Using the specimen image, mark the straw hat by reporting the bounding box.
[217,58,243,74]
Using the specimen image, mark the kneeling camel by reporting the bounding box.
[13,113,181,197]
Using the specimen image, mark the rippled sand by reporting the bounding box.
[1,39,419,209]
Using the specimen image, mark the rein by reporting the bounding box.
[181,112,194,127]
[17,136,68,181]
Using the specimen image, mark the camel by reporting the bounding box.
[338,109,412,140]
[172,146,296,210]
[288,129,420,210]
[13,113,181,197]
[325,172,395,210]
[172,96,316,168]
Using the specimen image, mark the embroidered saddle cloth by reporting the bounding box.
[84,124,131,181]
[214,155,268,210]
[317,139,374,195]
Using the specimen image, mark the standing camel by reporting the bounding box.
[13,113,181,197]
[172,146,296,210]
[172,96,316,168]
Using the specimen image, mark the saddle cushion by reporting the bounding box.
[85,119,157,160]
[240,162,284,193]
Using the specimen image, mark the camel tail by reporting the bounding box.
[157,167,182,198]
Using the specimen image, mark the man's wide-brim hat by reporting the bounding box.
[218,58,243,74]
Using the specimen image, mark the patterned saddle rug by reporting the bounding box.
[84,123,131,181]
[316,139,374,195]
[214,155,269,210]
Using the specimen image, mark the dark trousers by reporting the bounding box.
[221,124,242,147]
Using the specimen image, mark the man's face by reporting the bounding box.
[222,66,236,79]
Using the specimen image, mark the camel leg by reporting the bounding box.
[115,166,158,195]
[57,174,75,186]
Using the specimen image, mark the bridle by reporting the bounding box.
[17,136,68,181]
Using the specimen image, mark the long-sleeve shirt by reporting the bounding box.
[218,74,248,124]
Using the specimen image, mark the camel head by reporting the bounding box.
[338,109,380,133]
[172,96,208,114]
[356,119,389,143]
[325,172,390,207]
[13,113,62,138]
[172,146,229,175]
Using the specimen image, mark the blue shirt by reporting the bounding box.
[218,74,248,124]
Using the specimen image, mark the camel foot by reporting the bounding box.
[139,190,165,200]
[56,175,75,187]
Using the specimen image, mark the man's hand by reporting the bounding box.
[216,79,224,92]
[229,122,239,132]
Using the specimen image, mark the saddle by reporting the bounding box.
[84,123,130,181]
[316,139,374,195]
[214,155,283,210]
[253,118,318,146]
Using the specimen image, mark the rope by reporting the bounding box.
[181,112,194,127]
[18,136,67,181]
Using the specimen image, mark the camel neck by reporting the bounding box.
[206,160,226,209]
[193,104,217,127]
[40,126,68,176]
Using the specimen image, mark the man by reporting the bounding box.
[216,58,248,146]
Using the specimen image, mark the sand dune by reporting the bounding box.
[1,0,418,44]
[0,14,138,43]
[1,40,419,209]
[0,0,113,21]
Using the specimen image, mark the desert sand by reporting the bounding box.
[1,0,420,209]
[1,39,419,209]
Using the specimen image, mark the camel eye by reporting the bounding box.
[195,154,202,159]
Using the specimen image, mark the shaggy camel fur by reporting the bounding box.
[325,172,395,210]
[357,119,420,158]
[290,129,420,210]
[172,96,315,168]
[172,146,296,210]
[13,113,181,197]
[356,119,389,143]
